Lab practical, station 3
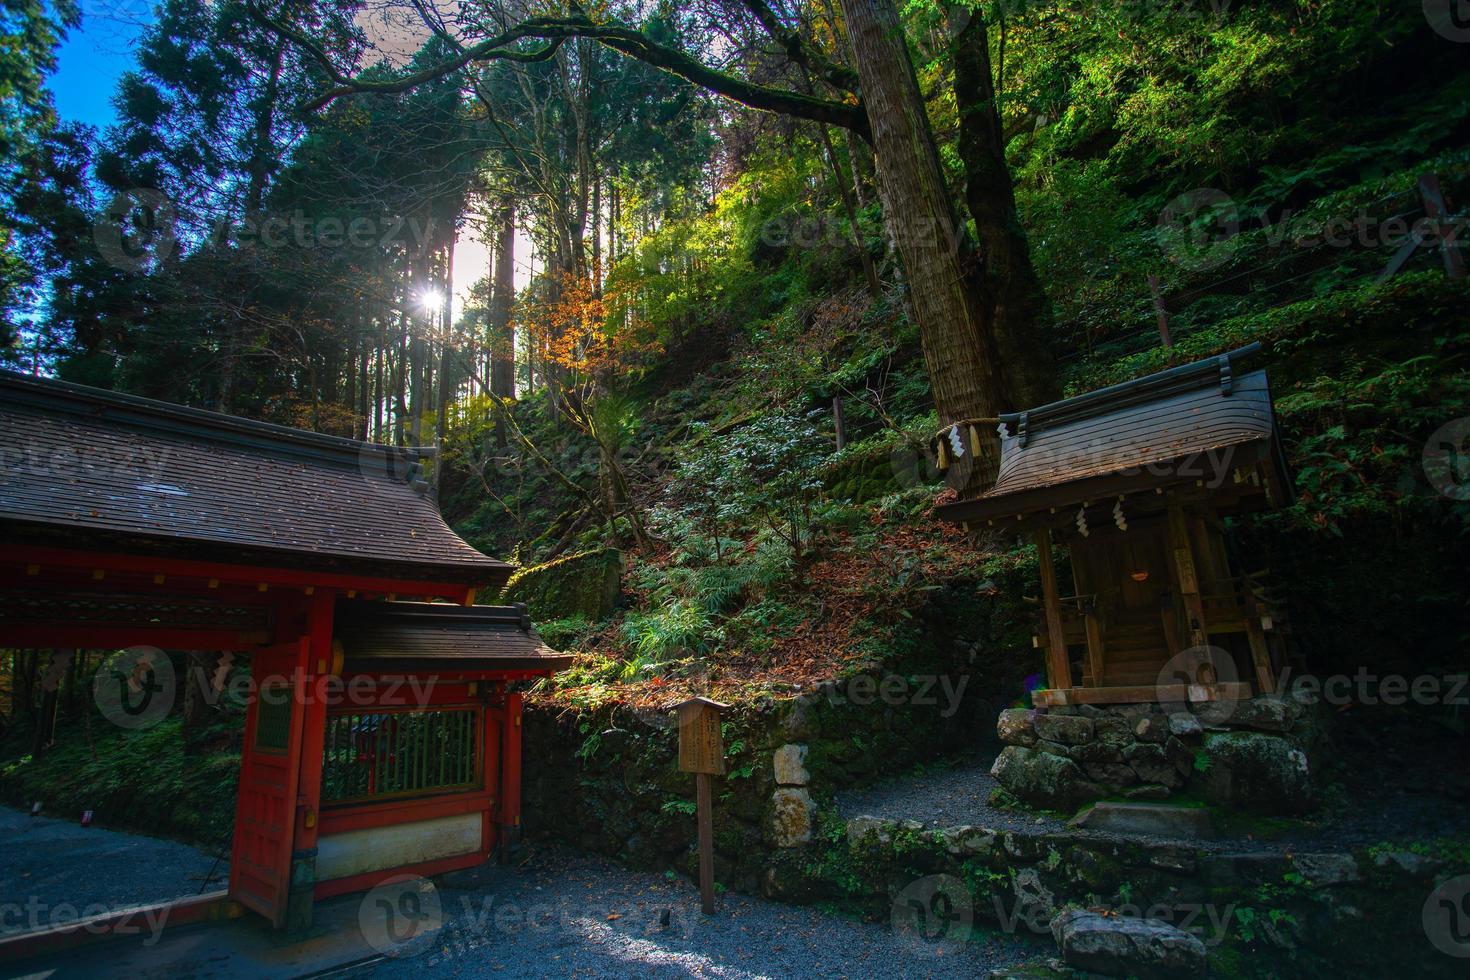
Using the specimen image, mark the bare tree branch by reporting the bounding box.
[247,3,871,137]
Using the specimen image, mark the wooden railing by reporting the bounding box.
[322,707,480,805]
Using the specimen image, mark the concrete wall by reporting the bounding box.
[316,813,481,881]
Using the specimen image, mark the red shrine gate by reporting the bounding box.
[0,372,569,933]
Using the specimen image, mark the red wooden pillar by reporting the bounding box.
[498,689,523,861]
[286,589,335,932]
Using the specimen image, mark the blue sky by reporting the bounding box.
[49,4,151,131]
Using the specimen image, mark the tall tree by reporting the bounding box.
[0,0,79,340]
[252,0,1059,490]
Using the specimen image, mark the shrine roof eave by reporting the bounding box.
[934,439,1284,528]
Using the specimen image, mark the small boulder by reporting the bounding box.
[991,745,1106,812]
[502,548,622,620]
[845,815,896,848]
[1050,908,1207,979]
[1292,853,1361,887]
[998,708,1039,747]
[1163,736,1196,778]
[1068,802,1215,840]
[1035,713,1095,746]
[1035,739,1071,758]
[1372,850,1440,876]
[1167,713,1203,737]
[1200,731,1317,815]
[772,744,810,786]
[1124,743,1184,789]
[936,825,997,858]
[1070,742,1124,764]
[1228,696,1299,733]
[1093,715,1133,746]
[1147,844,1199,873]
[1132,713,1170,743]
[767,788,815,847]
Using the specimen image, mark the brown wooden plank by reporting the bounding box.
[1034,530,1073,692]
[1243,597,1277,694]
[1166,499,1209,647]
[696,771,715,915]
[1083,608,1105,687]
[1035,681,1253,706]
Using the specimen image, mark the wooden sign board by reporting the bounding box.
[676,697,727,775]
[671,696,729,916]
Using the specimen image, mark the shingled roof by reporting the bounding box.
[936,344,1292,525]
[0,371,512,587]
[333,600,573,673]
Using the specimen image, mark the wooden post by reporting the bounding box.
[1243,596,1277,695]
[1147,275,1173,349]
[1033,530,1072,693]
[1418,173,1467,281]
[674,697,727,915]
[1165,501,1209,649]
[832,396,846,451]
[1082,604,1106,688]
[696,772,714,914]
[287,588,335,933]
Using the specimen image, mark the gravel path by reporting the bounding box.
[0,806,226,936]
[362,844,1042,980]
[834,711,1470,855]
[836,754,1066,836]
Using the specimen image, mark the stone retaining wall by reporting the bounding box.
[828,813,1466,978]
[990,690,1331,816]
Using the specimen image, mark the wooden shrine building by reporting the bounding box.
[936,344,1293,707]
[0,371,570,932]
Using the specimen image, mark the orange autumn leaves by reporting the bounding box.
[517,265,661,382]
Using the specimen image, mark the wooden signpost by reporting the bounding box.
[673,696,727,914]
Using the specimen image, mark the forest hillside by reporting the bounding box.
[1,5,1468,972]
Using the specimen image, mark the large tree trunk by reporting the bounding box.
[836,0,1005,489]
[182,650,221,749]
[489,202,517,400]
[952,13,1058,411]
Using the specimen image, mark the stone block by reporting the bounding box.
[1068,802,1216,839]
[998,708,1039,747]
[1035,713,1095,745]
[772,744,810,786]
[1051,908,1207,979]
[767,788,815,847]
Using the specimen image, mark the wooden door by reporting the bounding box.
[229,637,309,928]
[1085,528,1174,686]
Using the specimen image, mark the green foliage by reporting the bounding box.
[621,598,722,677]
[0,715,239,846]
[661,409,831,561]
[1276,342,1470,531]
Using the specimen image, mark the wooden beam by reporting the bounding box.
[1033,530,1072,692]
[1082,606,1106,688]
[1165,500,1209,647]
[1243,596,1277,694]
[0,625,272,650]
[1,545,478,600]
[1033,681,1252,707]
